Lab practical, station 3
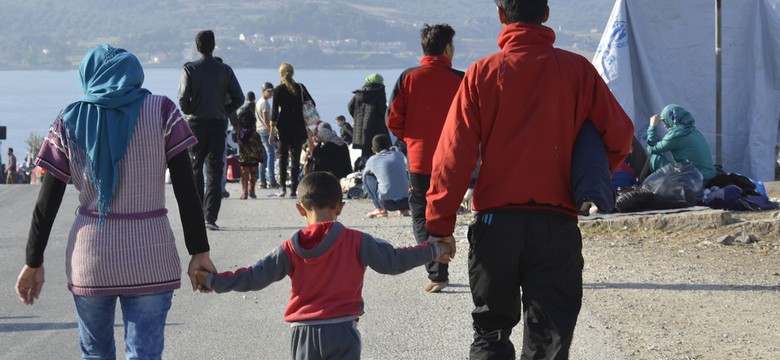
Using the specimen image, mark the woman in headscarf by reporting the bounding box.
[14,45,216,359]
[348,73,390,170]
[309,127,353,179]
[646,104,717,185]
[270,62,315,198]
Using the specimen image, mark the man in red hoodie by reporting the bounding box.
[387,23,464,293]
[425,1,634,358]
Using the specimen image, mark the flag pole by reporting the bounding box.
[715,0,723,165]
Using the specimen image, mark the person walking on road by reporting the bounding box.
[5,147,17,184]
[386,23,463,293]
[194,171,452,359]
[270,62,315,198]
[15,44,216,360]
[424,1,634,358]
[178,30,244,230]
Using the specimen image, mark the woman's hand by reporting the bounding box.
[16,265,45,305]
[188,252,217,293]
[649,114,662,126]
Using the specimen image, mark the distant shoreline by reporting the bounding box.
[0,63,422,72]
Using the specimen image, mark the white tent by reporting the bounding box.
[593,0,780,181]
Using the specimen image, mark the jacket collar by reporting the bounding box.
[497,22,556,52]
[419,55,452,68]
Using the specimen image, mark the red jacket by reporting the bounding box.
[387,56,464,174]
[425,23,634,236]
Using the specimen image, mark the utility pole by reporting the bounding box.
[715,0,723,165]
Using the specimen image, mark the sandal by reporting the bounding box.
[365,208,388,218]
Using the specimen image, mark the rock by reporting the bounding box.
[736,233,757,244]
[718,235,735,245]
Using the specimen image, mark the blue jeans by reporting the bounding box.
[259,131,277,186]
[73,291,173,360]
[364,173,409,211]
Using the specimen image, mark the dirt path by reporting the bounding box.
[579,211,780,359]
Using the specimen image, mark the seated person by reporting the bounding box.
[309,127,352,180]
[363,134,410,218]
[646,104,716,185]
[612,136,647,192]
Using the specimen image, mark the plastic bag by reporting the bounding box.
[641,161,703,207]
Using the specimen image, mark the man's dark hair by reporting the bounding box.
[494,0,549,24]
[246,91,256,102]
[196,30,216,54]
[7,148,12,153]
[372,134,391,152]
[335,115,346,122]
[420,24,455,56]
[297,172,343,210]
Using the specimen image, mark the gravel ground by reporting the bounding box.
[579,211,780,360]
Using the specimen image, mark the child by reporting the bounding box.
[335,115,353,145]
[195,171,452,359]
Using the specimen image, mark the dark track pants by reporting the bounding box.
[409,172,448,282]
[467,211,583,360]
[188,124,225,224]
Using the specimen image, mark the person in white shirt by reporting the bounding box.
[255,82,279,188]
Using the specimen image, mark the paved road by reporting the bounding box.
[0,183,625,359]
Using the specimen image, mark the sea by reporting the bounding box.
[0,68,404,161]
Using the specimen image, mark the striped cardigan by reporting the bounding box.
[36,95,197,296]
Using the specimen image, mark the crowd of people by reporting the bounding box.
[14,0,767,359]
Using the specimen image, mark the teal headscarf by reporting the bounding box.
[660,104,695,139]
[62,44,150,222]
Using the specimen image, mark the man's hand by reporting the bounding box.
[188,252,217,293]
[428,235,456,262]
[16,265,45,305]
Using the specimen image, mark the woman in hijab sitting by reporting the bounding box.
[646,104,717,185]
[309,127,353,180]
[14,45,216,359]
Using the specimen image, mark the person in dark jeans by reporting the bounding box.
[178,30,244,230]
[424,1,634,358]
[386,24,463,293]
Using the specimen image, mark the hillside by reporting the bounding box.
[0,0,616,69]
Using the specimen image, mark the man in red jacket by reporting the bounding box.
[387,23,464,293]
[425,1,634,358]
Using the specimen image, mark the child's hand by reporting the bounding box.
[193,270,212,293]
[428,235,456,263]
